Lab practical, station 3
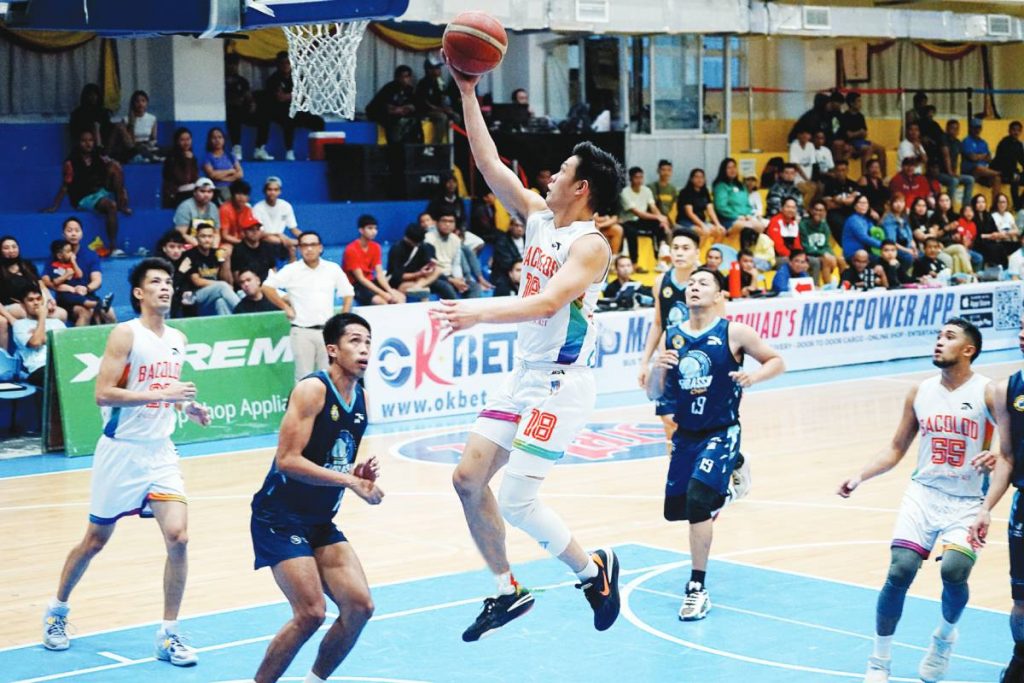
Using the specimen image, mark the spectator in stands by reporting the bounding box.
[824,90,848,159]
[939,119,974,206]
[219,179,256,250]
[841,91,886,177]
[188,224,240,316]
[879,240,910,289]
[752,230,777,272]
[505,259,522,295]
[992,121,1024,210]
[759,156,784,190]
[713,157,766,249]
[0,272,31,354]
[705,247,723,272]
[233,268,282,314]
[648,159,677,218]
[812,130,835,180]
[107,90,159,164]
[919,106,945,160]
[457,222,493,294]
[342,214,406,306]
[231,220,284,284]
[491,215,526,296]
[45,129,130,257]
[788,92,830,145]
[533,168,552,198]
[994,191,1018,236]
[766,197,803,266]
[799,200,837,284]
[425,210,476,297]
[251,175,299,258]
[923,160,946,203]
[469,190,499,243]
[173,177,220,247]
[603,255,639,299]
[905,91,928,129]
[858,158,889,219]
[46,217,114,325]
[745,176,765,217]
[0,235,64,322]
[841,194,881,261]
[823,159,860,243]
[415,54,459,144]
[676,168,725,242]
[427,174,465,228]
[620,166,671,271]
[898,123,927,175]
[594,212,624,257]
[933,191,977,274]
[841,249,886,290]
[11,280,65,387]
[261,230,354,381]
[788,128,818,205]
[957,204,983,272]
[909,196,941,249]
[161,127,199,209]
[1008,231,1024,279]
[386,223,451,298]
[771,249,811,294]
[913,237,948,283]
[766,163,804,218]
[155,230,192,318]
[890,156,933,208]
[367,64,421,146]
[257,51,326,161]
[962,118,1003,194]
[736,250,765,297]
[202,127,243,203]
[43,237,113,327]
[881,193,917,270]
[224,52,266,161]
[68,83,111,147]
[975,192,1019,268]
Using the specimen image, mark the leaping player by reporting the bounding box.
[43,258,211,666]
[433,55,625,641]
[838,318,996,683]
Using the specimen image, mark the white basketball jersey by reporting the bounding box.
[101,318,187,441]
[516,210,607,367]
[912,373,992,497]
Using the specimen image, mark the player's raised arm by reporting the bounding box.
[971,378,1015,547]
[728,323,785,388]
[838,385,920,497]
[447,57,546,220]
[95,324,196,407]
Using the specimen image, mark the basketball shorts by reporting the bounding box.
[1009,489,1024,600]
[88,435,186,525]
[666,424,741,501]
[250,515,347,570]
[352,281,376,307]
[470,363,595,478]
[891,480,982,561]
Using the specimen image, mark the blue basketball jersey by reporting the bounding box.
[1006,370,1024,489]
[658,270,689,341]
[252,372,368,524]
[668,317,742,432]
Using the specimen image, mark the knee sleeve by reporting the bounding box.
[685,479,724,524]
[664,494,687,522]
[498,471,571,556]
[885,546,923,589]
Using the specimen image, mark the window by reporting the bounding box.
[652,35,700,131]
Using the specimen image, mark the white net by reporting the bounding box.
[283,20,370,119]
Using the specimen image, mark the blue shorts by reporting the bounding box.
[250,515,347,570]
[1010,490,1024,600]
[77,189,113,211]
[666,424,741,499]
[850,138,872,151]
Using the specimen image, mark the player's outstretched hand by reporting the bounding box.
[971,450,997,473]
[349,476,384,505]
[729,370,753,388]
[353,456,380,482]
[429,299,480,339]
[184,401,211,427]
[837,476,861,498]
[442,49,481,93]
[969,508,990,548]
[163,381,197,403]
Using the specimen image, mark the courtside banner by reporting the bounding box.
[50,312,294,456]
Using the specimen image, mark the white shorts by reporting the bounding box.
[470,363,595,478]
[89,435,186,525]
[891,480,982,560]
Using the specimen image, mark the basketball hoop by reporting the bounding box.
[283,20,369,119]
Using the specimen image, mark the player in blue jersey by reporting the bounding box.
[971,316,1024,683]
[250,312,384,683]
[648,267,784,621]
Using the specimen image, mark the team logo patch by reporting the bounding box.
[393,422,667,465]
[671,334,685,349]
[289,535,304,545]
[662,286,674,299]
[330,404,340,421]
[1014,395,1024,412]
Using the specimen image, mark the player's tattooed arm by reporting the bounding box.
[837,384,919,498]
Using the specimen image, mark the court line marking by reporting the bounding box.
[95,651,132,664]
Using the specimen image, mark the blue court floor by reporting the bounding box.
[2,543,1006,683]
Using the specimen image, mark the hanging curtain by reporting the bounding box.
[369,21,443,52]
[0,26,94,52]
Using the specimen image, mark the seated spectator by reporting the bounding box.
[766,164,805,218]
[841,91,887,176]
[824,90,848,160]
[427,174,465,228]
[174,178,220,247]
[45,129,130,257]
[604,256,640,298]
[648,159,677,218]
[919,105,945,163]
[42,238,113,327]
[620,166,671,271]
[933,192,975,275]
[841,249,886,290]
[788,93,830,148]
[712,157,765,249]
[857,158,889,219]
[993,192,1019,237]
[457,225,493,293]
[503,259,523,296]
[788,128,818,207]
[676,168,725,242]
[11,280,65,387]
[962,119,1003,194]
[923,161,946,203]
[890,156,934,209]
[823,159,860,243]
[975,192,1018,268]
[880,193,917,270]
[231,220,285,284]
[992,121,1024,209]
[68,83,111,148]
[219,179,256,249]
[469,190,499,243]
[251,175,299,258]
[188,224,240,316]
[898,122,928,175]
[841,194,881,261]
[491,215,526,296]
[107,90,159,163]
[255,51,326,161]
[736,250,766,297]
[425,210,476,297]
[162,127,199,209]
[908,196,940,249]
[45,218,114,326]
[0,234,66,322]
[224,52,267,161]
[532,168,552,198]
[799,200,837,284]
[705,247,724,272]
[878,240,911,289]
[1007,231,1024,279]
[155,230,192,318]
[766,197,803,266]
[771,249,813,294]
[415,55,459,144]
[342,214,406,306]
[744,176,765,217]
[812,130,835,180]
[752,231,776,272]
[939,119,974,205]
[905,91,928,130]
[593,213,624,258]
[203,127,243,203]
[386,223,451,298]
[234,268,284,314]
[367,64,421,146]
[913,237,949,283]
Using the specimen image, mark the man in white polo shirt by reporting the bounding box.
[261,230,354,381]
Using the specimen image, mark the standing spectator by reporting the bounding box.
[799,200,837,284]
[841,194,881,261]
[841,249,886,290]
[788,128,818,206]
[938,119,974,206]
[878,240,911,289]
[386,223,451,298]
[771,249,813,293]
[43,238,114,326]
[161,127,199,209]
[366,65,421,145]
[155,230,192,318]
[713,157,765,248]
[880,193,917,270]
[202,127,243,203]
[107,90,159,163]
[822,160,860,243]
[233,268,283,314]
[44,218,114,325]
[905,91,928,129]
[173,178,220,246]
[426,174,465,228]
[961,119,1003,194]
[469,190,499,243]
[230,221,285,284]
[261,230,355,381]
[917,106,946,163]
[490,215,526,296]
[219,179,255,249]
[224,52,267,161]
[858,158,890,219]
[342,214,406,306]
[187,224,240,316]
[11,281,65,387]
[766,164,805,217]
[912,237,948,283]
[898,123,928,175]
[812,130,835,180]
[45,130,130,257]
[992,121,1024,209]
[676,168,726,242]
[425,210,476,297]
[251,176,299,258]
[648,159,677,217]
[620,166,671,271]
[415,55,458,144]
[594,213,624,257]
[256,51,326,160]
[765,197,804,264]
[890,156,933,208]
[68,83,111,147]
[841,91,886,177]
[932,192,973,276]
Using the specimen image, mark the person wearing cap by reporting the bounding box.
[961,118,1003,194]
[415,54,459,145]
[251,176,299,260]
[890,156,934,209]
[173,177,221,247]
[230,218,286,284]
[219,179,256,252]
[342,214,406,306]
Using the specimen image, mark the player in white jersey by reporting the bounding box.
[42,258,211,666]
[432,54,625,642]
[838,318,997,683]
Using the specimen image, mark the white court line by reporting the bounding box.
[95,651,132,664]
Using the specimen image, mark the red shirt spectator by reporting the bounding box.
[889,162,933,207]
[765,199,803,258]
[343,238,382,284]
[220,202,259,244]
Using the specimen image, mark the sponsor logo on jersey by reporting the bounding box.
[707,336,723,346]
[663,286,674,299]
[677,350,713,392]
[671,334,685,349]
[1014,395,1024,412]
[961,402,973,411]
[330,404,340,422]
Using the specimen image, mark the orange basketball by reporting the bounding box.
[442,11,507,76]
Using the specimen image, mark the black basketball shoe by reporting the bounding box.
[577,547,620,631]
[461,586,535,642]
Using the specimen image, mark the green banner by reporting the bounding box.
[49,312,295,456]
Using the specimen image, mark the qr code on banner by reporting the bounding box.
[996,286,1023,330]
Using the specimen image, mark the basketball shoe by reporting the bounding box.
[577,547,620,631]
[462,585,534,642]
[864,655,891,682]
[155,629,198,666]
[918,629,956,682]
[678,581,711,621]
[42,604,70,651]
[711,454,752,520]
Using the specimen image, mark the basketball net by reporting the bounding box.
[283,20,369,119]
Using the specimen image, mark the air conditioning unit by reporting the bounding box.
[575,0,608,23]
[802,6,831,31]
[988,14,1013,37]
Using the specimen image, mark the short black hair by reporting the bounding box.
[195,222,216,234]
[834,159,849,167]
[435,208,458,221]
[789,249,806,260]
[276,50,289,62]
[1012,120,1023,130]
[657,159,672,168]
[298,230,322,245]
[236,267,260,282]
[945,317,982,362]
[707,247,723,257]
[394,64,413,79]
[782,163,799,172]
[628,166,643,177]
[913,90,928,105]
[50,239,70,258]
[129,257,174,312]
[924,236,942,246]
[693,266,727,291]
[810,199,827,210]
[846,91,860,106]
[323,312,371,349]
[229,179,251,196]
[781,197,798,206]
[404,223,426,243]
[62,216,83,232]
[739,248,754,258]
[672,226,701,247]
[572,141,625,215]
[156,229,187,253]
[10,277,35,303]
[357,214,378,229]
[880,239,897,248]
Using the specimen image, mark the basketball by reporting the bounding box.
[442,11,507,76]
